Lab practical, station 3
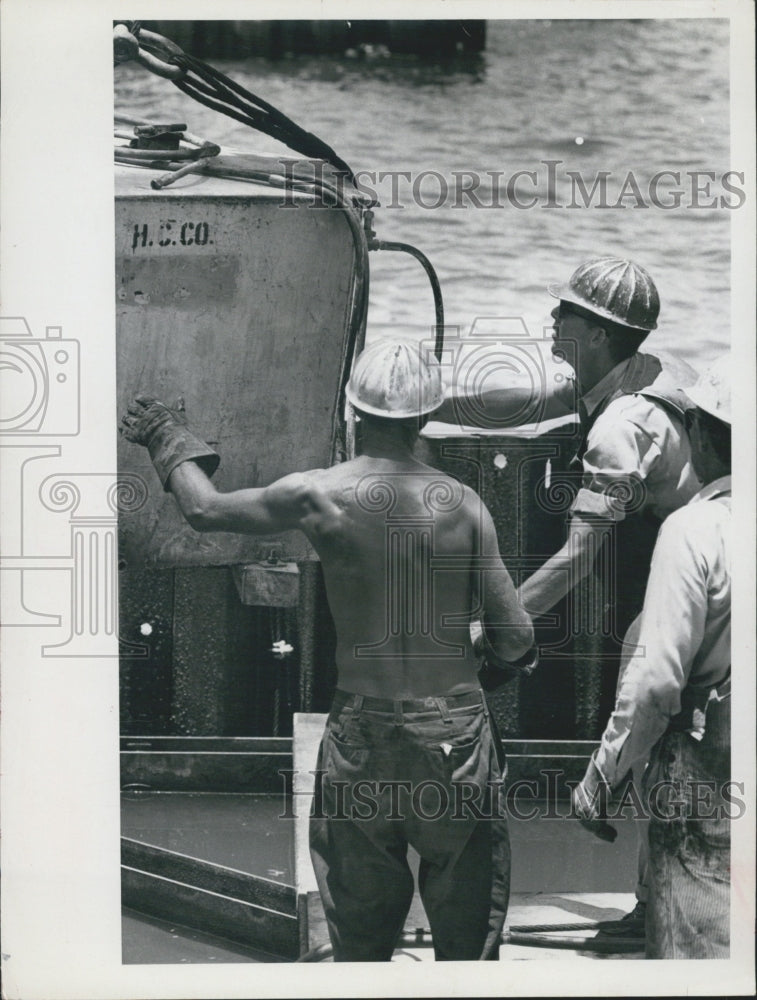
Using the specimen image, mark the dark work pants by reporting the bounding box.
[309,688,510,961]
[644,696,730,958]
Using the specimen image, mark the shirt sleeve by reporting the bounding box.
[592,507,710,787]
[570,409,662,521]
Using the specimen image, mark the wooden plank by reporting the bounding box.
[121,866,299,960]
[305,890,330,954]
[292,713,327,896]
[297,892,310,958]
[121,838,296,915]
[503,739,597,793]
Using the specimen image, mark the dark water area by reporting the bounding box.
[115,18,732,373]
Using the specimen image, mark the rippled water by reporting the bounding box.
[115,19,732,370]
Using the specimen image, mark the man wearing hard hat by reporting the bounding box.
[121,338,536,961]
[527,259,705,937]
[441,258,703,937]
[520,257,701,643]
[441,257,701,672]
[573,356,732,958]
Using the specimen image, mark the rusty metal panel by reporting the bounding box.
[170,568,259,735]
[168,568,302,736]
[118,568,174,734]
[118,561,331,736]
[296,561,337,715]
[119,741,293,792]
[116,170,356,567]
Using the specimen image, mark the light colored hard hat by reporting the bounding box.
[345,338,444,418]
[685,355,731,425]
[548,257,660,331]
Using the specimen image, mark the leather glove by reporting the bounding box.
[472,622,539,692]
[572,752,617,843]
[120,395,220,491]
[477,658,522,692]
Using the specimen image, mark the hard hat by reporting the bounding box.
[685,355,731,425]
[345,338,444,418]
[548,257,660,331]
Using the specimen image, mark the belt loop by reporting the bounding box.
[480,688,489,720]
[434,697,453,724]
[393,700,404,727]
[352,694,364,720]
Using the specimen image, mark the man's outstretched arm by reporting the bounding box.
[120,395,315,536]
[521,410,664,617]
[434,368,575,428]
[473,499,535,664]
[518,515,613,616]
[169,460,315,536]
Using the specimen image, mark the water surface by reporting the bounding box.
[115,19,732,371]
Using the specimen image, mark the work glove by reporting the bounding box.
[472,621,539,692]
[120,395,220,491]
[572,752,618,843]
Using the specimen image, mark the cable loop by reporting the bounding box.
[133,49,185,81]
[113,23,185,80]
[135,27,186,61]
[113,23,356,182]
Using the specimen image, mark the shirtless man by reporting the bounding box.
[121,337,534,961]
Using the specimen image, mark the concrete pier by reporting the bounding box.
[141,20,486,59]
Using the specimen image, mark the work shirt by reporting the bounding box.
[570,355,702,522]
[591,476,731,787]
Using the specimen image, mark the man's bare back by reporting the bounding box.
[120,340,534,963]
[281,454,518,698]
[121,337,533,702]
[162,427,532,700]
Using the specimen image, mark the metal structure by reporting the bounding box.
[115,25,611,742]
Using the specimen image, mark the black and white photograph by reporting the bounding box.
[1,2,755,997]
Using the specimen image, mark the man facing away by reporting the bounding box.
[573,355,732,958]
[121,337,535,961]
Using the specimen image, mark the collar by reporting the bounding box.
[580,357,633,417]
[689,475,732,504]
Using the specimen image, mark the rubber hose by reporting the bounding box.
[370,241,444,360]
